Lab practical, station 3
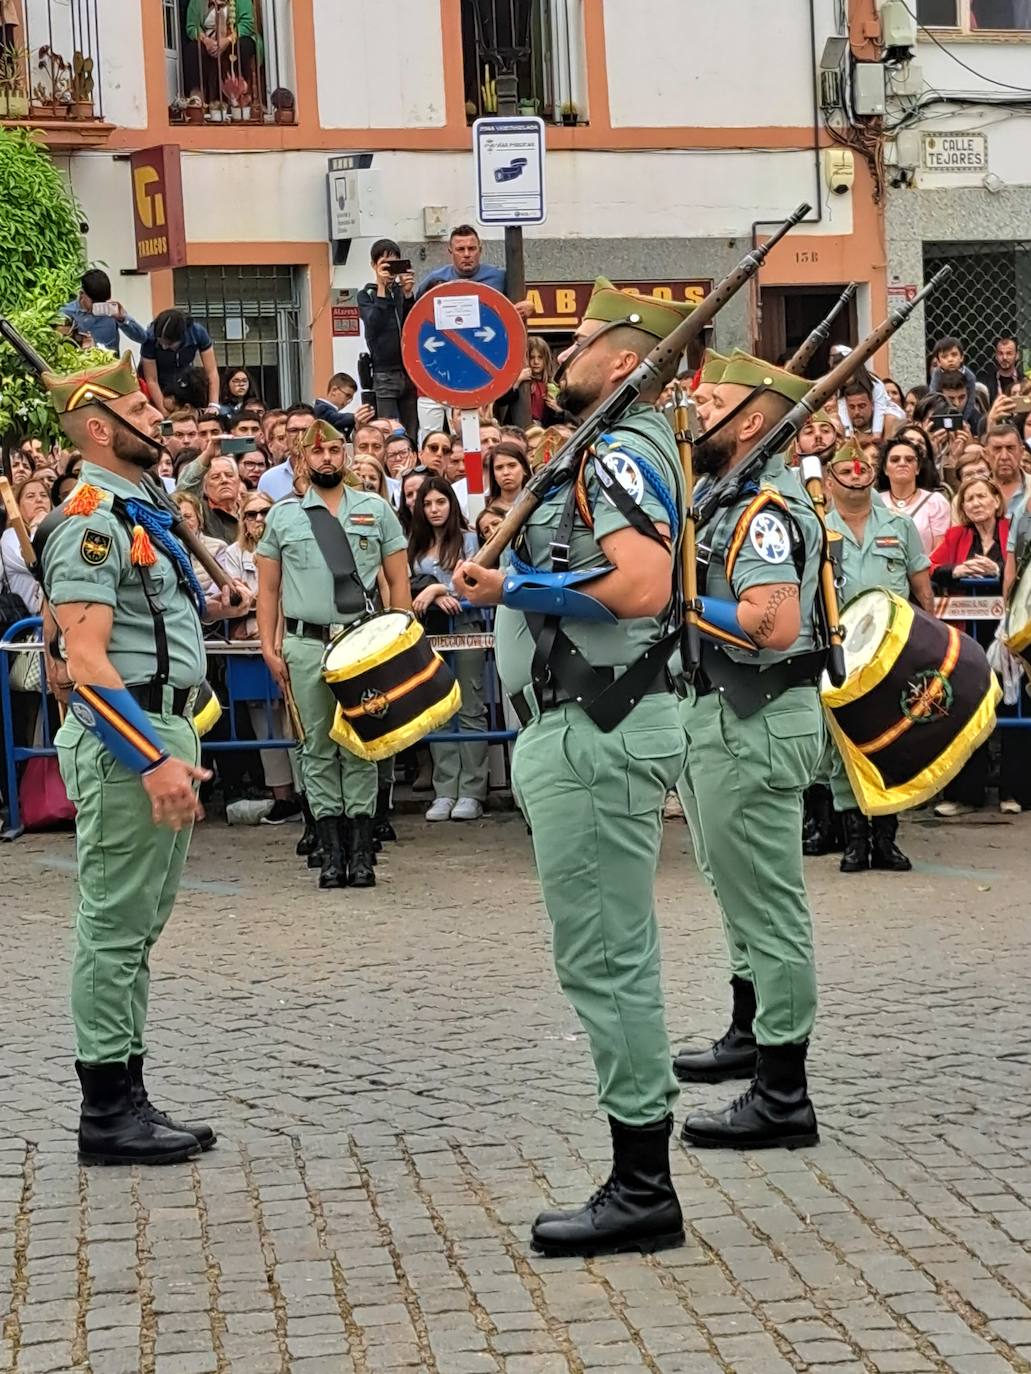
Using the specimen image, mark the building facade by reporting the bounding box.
[5,0,892,405]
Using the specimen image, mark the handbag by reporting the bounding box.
[0,550,30,635]
[18,755,76,831]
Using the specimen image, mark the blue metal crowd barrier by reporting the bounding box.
[0,610,517,838]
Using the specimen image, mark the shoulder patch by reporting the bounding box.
[749,511,791,564]
[79,527,112,567]
[594,450,645,508]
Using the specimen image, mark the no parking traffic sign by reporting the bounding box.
[401,280,526,409]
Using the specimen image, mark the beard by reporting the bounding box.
[692,426,736,476]
[112,422,161,469]
[308,465,344,488]
[554,377,599,419]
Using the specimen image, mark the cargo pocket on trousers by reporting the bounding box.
[766,709,822,793]
[625,726,687,816]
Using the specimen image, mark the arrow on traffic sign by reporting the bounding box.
[425,337,445,352]
[474,326,496,342]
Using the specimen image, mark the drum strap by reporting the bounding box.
[303,505,374,617]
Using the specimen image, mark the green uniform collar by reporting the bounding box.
[78,460,155,503]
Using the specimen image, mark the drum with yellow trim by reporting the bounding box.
[322,611,460,761]
[821,588,1000,816]
[1003,557,1031,680]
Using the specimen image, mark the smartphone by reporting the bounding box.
[929,411,964,432]
[90,301,119,317]
[1012,395,1031,414]
[159,419,173,436]
[360,390,377,415]
[385,259,412,275]
[220,436,257,456]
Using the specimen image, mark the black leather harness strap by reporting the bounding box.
[302,504,371,617]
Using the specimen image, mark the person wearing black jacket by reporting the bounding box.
[357,239,418,440]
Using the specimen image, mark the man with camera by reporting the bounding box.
[60,269,148,355]
[357,239,418,440]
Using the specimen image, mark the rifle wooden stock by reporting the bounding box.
[785,282,857,375]
[470,202,813,571]
[799,456,847,687]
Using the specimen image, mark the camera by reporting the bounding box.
[929,411,964,432]
[825,149,855,197]
[159,419,173,436]
[385,259,412,275]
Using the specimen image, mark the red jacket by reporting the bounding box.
[929,518,1009,587]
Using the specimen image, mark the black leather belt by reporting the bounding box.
[510,677,667,728]
[693,645,825,719]
[285,617,333,643]
[125,682,193,715]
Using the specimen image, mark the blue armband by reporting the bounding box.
[69,685,169,775]
[501,567,618,623]
[696,596,758,654]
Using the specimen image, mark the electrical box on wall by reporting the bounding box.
[879,0,918,48]
[422,206,448,239]
[853,62,886,115]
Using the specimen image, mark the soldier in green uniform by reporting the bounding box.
[671,351,827,1150]
[454,280,692,1259]
[256,421,410,890]
[37,353,251,1166]
[823,438,933,871]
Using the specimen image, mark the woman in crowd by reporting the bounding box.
[521,335,562,426]
[51,472,79,506]
[883,377,905,411]
[397,467,431,536]
[220,366,262,410]
[475,503,507,546]
[930,476,1017,816]
[353,454,391,501]
[170,490,230,617]
[9,449,33,485]
[954,446,991,485]
[419,430,453,474]
[877,433,951,554]
[219,492,301,822]
[487,441,531,510]
[904,384,930,421]
[408,476,488,822]
[1,477,48,619]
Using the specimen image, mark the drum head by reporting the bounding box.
[840,589,894,677]
[323,611,413,676]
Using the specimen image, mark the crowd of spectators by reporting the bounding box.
[3,249,1031,839]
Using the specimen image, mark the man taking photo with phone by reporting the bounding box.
[61,269,148,355]
[357,239,418,440]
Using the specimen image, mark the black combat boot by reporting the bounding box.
[680,1042,819,1151]
[373,784,397,844]
[76,1062,201,1167]
[127,1055,216,1151]
[870,814,911,871]
[317,816,347,889]
[348,815,376,888]
[530,1116,684,1258]
[296,794,318,858]
[839,809,871,873]
[673,976,757,1083]
[802,785,842,856]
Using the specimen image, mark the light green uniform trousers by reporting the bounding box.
[511,693,685,1125]
[677,686,824,1045]
[283,632,376,820]
[55,706,199,1065]
[828,739,857,812]
[431,647,489,801]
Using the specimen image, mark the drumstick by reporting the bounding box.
[282,677,305,744]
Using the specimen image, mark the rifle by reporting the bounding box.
[671,384,702,677]
[469,202,813,571]
[694,267,952,687]
[785,282,857,376]
[0,317,238,601]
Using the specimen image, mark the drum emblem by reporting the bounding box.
[900,669,953,724]
[360,688,391,719]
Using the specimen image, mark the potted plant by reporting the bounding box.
[36,45,69,115]
[223,74,248,121]
[207,99,227,123]
[70,51,94,120]
[185,93,204,124]
[248,100,263,123]
[168,95,187,124]
[270,86,295,125]
[559,100,579,127]
[0,45,29,118]
[518,97,538,116]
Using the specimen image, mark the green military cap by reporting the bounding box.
[301,419,343,450]
[699,349,728,385]
[42,351,139,415]
[828,436,870,468]
[584,277,694,342]
[719,350,811,406]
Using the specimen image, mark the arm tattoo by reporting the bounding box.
[753,585,799,645]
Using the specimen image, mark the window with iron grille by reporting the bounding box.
[916,0,1031,30]
[173,265,310,408]
[922,240,1031,374]
[164,0,293,123]
[461,0,587,125]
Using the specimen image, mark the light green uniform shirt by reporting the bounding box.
[42,461,206,689]
[494,405,684,696]
[257,485,407,626]
[826,500,929,603]
[698,454,823,665]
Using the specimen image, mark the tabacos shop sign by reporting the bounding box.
[525,280,711,331]
[130,145,187,272]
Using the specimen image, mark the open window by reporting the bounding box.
[461,0,588,126]
[164,0,296,126]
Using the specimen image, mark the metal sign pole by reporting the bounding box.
[461,409,484,521]
[496,73,530,430]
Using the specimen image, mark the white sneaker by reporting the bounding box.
[934,800,973,818]
[1000,798,1022,815]
[451,797,484,821]
[425,797,455,822]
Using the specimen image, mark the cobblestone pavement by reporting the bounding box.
[1,808,1030,1374]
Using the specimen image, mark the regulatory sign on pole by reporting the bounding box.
[401,280,527,410]
[474,116,546,226]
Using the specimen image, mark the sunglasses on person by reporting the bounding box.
[423,441,452,455]
[242,508,268,519]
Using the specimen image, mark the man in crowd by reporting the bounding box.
[60,269,147,354]
[140,310,220,417]
[936,369,985,438]
[358,239,418,438]
[415,224,507,299]
[226,410,263,444]
[314,373,373,438]
[353,424,387,466]
[200,457,241,542]
[982,333,1023,404]
[986,423,1030,520]
[256,421,410,889]
[480,420,502,462]
[257,404,316,502]
[164,409,200,459]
